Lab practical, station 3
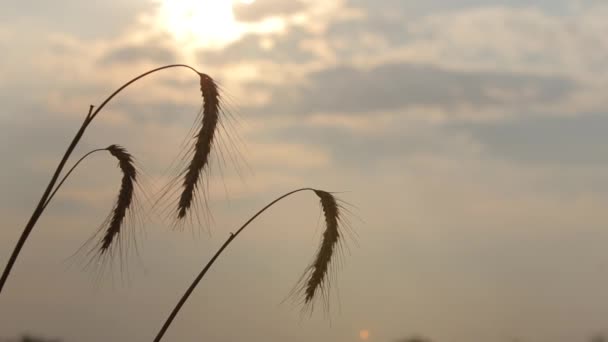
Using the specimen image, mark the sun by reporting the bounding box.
[156,0,254,48]
[359,330,370,340]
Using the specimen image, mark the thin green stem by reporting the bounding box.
[153,188,314,342]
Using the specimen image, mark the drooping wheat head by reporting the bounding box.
[152,71,250,231]
[288,189,354,313]
[101,144,138,253]
[176,73,220,222]
[304,190,340,303]
[74,144,143,277]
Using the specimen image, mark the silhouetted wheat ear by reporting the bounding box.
[176,73,220,220]
[304,190,341,304]
[101,144,137,253]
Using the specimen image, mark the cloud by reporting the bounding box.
[245,62,573,117]
[0,0,155,39]
[233,0,307,22]
[324,0,572,60]
[200,27,316,65]
[348,0,572,17]
[250,116,480,170]
[99,44,176,66]
[297,2,606,92]
[451,112,608,165]
[400,6,608,80]
[198,4,608,124]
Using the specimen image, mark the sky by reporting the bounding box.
[1,0,608,341]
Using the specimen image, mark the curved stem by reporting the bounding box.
[42,148,108,211]
[153,188,314,342]
[89,64,199,121]
[0,64,201,295]
[231,188,314,239]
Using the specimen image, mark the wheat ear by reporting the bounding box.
[176,73,220,221]
[303,190,341,304]
[99,144,138,253]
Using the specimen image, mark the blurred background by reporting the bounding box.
[1,0,608,341]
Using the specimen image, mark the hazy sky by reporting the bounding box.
[1,1,608,342]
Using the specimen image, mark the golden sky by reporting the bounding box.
[1,1,608,341]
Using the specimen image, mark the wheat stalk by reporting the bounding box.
[0,64,206,294]
[153,188,349,342]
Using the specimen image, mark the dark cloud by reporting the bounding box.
[251,122,455,168]
[99,44,176,66]
[200,28,315,65]
[232,0,306,22]
[452,112,608,165]
[247,62,574,116]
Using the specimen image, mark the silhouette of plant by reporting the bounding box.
[0,64,220,293]
[153,188,351,341]
[0,64,354,340]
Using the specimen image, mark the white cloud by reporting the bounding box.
[383,6,608,82]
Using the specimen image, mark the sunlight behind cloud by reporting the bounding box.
[155,0,244,48]
[149,0,288,51]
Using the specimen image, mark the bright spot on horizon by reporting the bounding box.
[359,330,370,340]
[156,0,251,48]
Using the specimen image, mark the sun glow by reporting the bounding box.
[157,0,254,48]
[359,330,370,340]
